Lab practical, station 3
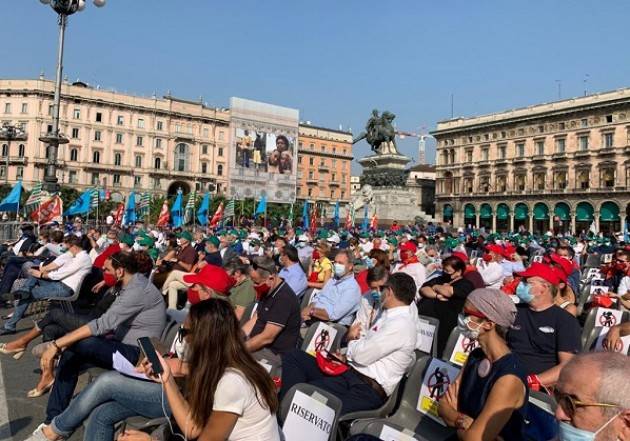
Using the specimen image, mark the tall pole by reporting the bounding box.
[41,13,69,194]
[4,139,8,185]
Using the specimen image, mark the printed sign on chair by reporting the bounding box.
[416,358,460,425]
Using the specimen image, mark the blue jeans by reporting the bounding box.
[51,371,168,441]
[3,276,72,331]
[45,336,140,424]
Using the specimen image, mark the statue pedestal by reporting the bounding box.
[354,151,431,226]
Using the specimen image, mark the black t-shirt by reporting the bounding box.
[507,304,581,375]
[204,251,223,267]
[250,281,300,355]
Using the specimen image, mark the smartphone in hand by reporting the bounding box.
[137,337,163,376]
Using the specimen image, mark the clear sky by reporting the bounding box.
[2,1,630,173]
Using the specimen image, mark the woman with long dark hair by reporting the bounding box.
[126,298,281,441]
[25,299,279,441]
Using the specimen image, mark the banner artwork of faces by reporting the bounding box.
[234,128,294,175]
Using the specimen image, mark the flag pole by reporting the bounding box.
[96,189,99,229]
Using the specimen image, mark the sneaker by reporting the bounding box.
[23,423,50,441]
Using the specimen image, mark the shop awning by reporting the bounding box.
[533,203,549,220]
[554,203,571,221]
[575,203,594,222]
[600,202,620,221]
[480,204,493,219]
[514,204,529,220]
[496,204,510,220]
[464,204,476,218]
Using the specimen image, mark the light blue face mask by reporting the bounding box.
[370,289,381,304]
[516,281,534,303]
[557,412,620,441]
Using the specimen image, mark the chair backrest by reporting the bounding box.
[416,315,440,357]
[584,253,601,268]
[357,420,424,440]
[300,288,316,309]
[279,384,343,441]
[581,308,629,352]
[441,326,479,367]
[160,318,180,348]
[387,356,457,441]
[525,390,559,441]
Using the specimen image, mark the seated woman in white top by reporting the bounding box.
[126,298,281,441]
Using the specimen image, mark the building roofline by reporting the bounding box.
[299,123,352,135]
[433,86,630,134]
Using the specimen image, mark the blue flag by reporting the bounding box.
[171,190,183,228]
[64,189,92,216]
[362,205,369,231]
[0,180,22,212]
[333,202,340,228]
[123,192,137,225]
[196,192,211,225]
[255,195,267,218]
[302,201,309,228]
[624,220,630,243]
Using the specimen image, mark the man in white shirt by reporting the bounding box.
[0,235,92,335]
[476,244,505,289]
[280,272,418,414]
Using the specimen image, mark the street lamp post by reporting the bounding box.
[38,0,106,193]
[0,124,27,185]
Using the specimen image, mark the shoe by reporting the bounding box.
[32,342,52,359]
[1,312,13,320]
[0,343,25,359]
[23,423,50,441]
[0,328,15,336]
[27,380,55,398]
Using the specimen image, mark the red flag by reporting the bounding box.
[209,202,224,228]
[30,195,63,225]
[309,203,318,235]
[156,201,170,227]
[370,213,378,231]
[113,203,124,226]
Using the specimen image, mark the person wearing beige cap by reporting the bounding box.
[439,288,528,441]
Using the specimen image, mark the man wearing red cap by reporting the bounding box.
[392,241,426,295]
[507,262,581,390]
[475,244,505,289]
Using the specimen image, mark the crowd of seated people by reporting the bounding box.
[0,220,626,441]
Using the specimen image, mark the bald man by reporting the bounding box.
[555,352,630,440]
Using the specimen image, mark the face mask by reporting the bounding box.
[296,242,305,248]
[176,239,182,246]
[312,250,321,260]
[516,282,534,303]
[366,258,375,269]
[38,239,46,245]
[254,282,271,299]
[132,242,144,251]
[370,289,381,304]
[187,287,201,305]
[333,263,347,279]
[557,412,621,441]
[457,314,482,340]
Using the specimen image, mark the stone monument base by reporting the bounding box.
[369,186,427,226]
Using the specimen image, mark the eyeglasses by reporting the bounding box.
[554,391,619,418]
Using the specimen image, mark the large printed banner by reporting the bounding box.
[229,97,299,204]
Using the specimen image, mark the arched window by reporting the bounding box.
[93,151,100,163]
[174,143,189,172]
[70,148,78,162]
[154,157,161,169]
[114,153,122,166]
[18,144,25,158]
[217,164,223,176]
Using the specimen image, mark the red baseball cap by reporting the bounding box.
[550,266,567,283]
[183,264,235,295]
[549,253,573,277]
[399,241,417,253]
[502,244,516,259]
[517,262,561,285]
[451,251,469,263]
[486,244,504,255]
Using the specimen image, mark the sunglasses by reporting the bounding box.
[176,327,191,342]
[553,390,619,418]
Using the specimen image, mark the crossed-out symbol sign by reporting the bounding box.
[314,329,331,352]
[599,312,617,327]
[462,337,479,353]
[428,367,451,400]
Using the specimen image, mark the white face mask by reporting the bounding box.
[557,411,622,441]
[176,239,182,246]
[333,262,347,279]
